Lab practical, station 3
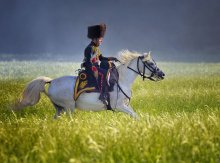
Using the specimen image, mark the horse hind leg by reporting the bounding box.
[52,102,65,119]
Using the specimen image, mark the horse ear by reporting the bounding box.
[143,51,151,61]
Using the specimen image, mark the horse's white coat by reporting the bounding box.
[19,51,162,119]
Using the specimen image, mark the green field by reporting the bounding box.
[0,61,220,162]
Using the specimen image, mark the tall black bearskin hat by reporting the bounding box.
[87,24,106,39]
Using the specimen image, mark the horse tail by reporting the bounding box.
[15,76,52,110]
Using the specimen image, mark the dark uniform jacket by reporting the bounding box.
[83,42,108,74]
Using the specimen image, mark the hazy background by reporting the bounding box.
[0,0,220,62]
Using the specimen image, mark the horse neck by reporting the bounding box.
[118,58,139,89]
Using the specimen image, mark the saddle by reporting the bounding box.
[74,61,119,101]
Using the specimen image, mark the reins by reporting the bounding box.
[117,84,131,101]
[116,56,159,103]
[127,56,157,81]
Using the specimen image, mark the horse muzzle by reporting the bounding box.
[154,70,165,81]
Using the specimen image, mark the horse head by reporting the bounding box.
[118,50,165,81]
[138,52,165,81]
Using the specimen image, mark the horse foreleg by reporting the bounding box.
[117,104,139,120]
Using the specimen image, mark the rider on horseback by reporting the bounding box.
[81,23,118,105]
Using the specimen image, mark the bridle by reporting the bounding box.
[116,56,161,103]
[127,56,159,81]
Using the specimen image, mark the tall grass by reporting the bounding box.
[0,61,219,162]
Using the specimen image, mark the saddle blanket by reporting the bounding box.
[74,71,99,101]
[74,66,117,101]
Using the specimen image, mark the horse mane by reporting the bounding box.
[118,50,142,64]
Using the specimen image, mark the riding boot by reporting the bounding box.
[99,90,108,105]
[99,78,108,105]
[106,92,113,110]
[100,83,113,110]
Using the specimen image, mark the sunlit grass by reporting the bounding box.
[0,61,220,162]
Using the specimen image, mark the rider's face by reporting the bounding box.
[93,37,103,46]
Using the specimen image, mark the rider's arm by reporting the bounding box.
[99,54,118,62]
[84,46,97,72]
[99,54,109,61]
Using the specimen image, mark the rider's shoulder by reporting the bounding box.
[85,44,93,53]
[85,43,98,53]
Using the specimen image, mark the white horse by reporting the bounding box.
[17,50,165,119]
